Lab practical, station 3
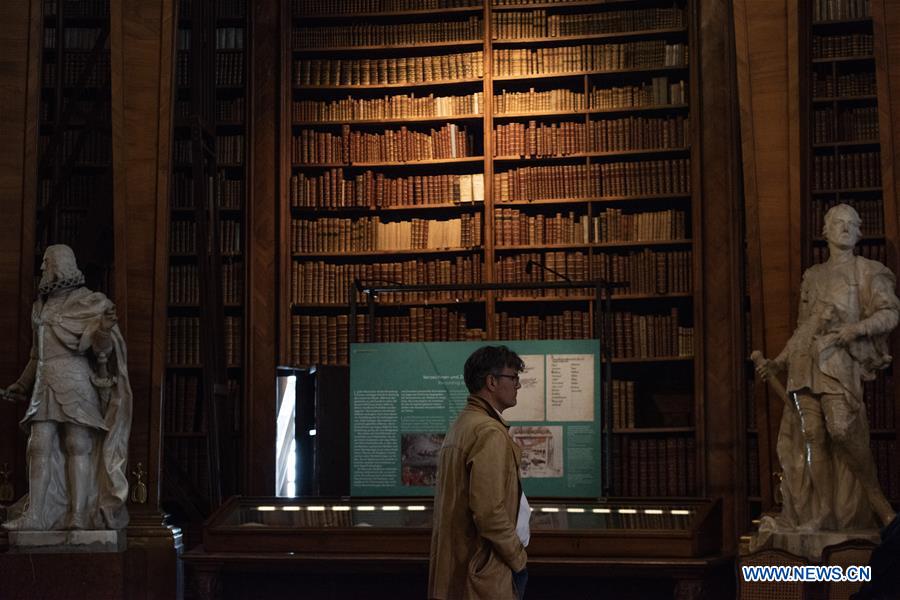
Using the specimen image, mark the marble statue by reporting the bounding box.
[2,244,132,531]
[755,204,898,533]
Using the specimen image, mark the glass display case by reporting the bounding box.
[200,495,721,558]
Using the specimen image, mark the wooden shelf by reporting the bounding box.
[165,432,207,439]
[292,247,482,258]
[293,113,483,126]
[497,193,692,205]
[612,355,693,364]
[291,202,484,213]
[492,27,688,47]
[295,40,483,53]
[811,139,880,148]
[493,146,690,162]
[495,240,693,251]
[811,186,882,194]
[496,293,692,302]
[293,156,485,168]
[292,297,487,310]
[811,17,873,26]
[811,55,875,63]
[493,104,689,119]
[613,427,695,434]
[294,6,483,20]
[493,65,688,83]
[811,94,876,103]
[295,77,484,90]
[492,0,631,10]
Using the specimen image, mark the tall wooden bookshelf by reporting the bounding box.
[804,0,900,505]
[285,0,699,498]
[163,0,248,523]
[37,0,114,294]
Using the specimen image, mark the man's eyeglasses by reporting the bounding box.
[493,373,520,384]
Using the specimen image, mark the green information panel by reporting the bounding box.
[350,340,602,497]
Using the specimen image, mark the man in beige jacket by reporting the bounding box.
[428,345,529,600]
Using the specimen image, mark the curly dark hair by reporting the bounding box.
[463,345,525,393]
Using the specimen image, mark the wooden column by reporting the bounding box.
[0,0,41,500]
[696,0,748,551]
[246,0,280,495]
[733,0,804,512]
[109,0,182,596]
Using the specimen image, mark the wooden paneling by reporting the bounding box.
[874,1,900,270]
[109,0,175,506]
[247,0,280,495]
[0,0,41,498]
[696,0,747,551]
[733,0,804,511]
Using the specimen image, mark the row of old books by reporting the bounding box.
[290,214,483,252]
[872,439,900,501]
[292,0,480,15]
[811,33,873,59]
[809,198,884,236]
[863,373,895,430]
[813,0,870,21]
[812,151,881,190]
[813,106,878,143]
[812,71,876,98]
[220,220,242,254]
[494,310,592,339]
[491,6,685,40]
[592,207,687,243]
[224,316,242,366]
[39,131,110,165]
[495,251,591,296]
[52,213,86,249]
[217,97,246,122]
[494,158,691,201]
[495,87,584,113]
[292,124,476,164]
[492,41,688,77]
[46,0,108,17]
[290,170,485,208]
[293,18,483,48]
[167,317,201,365]
[290,311,487,366]
[217,134,244,165]
[163,373,203,433]
[216,53,244,87]
[174,139,193,164]
[591,77,687,109]
[294,52,485,87]
[170,221,197,254]
[214,0,245,19]
[747,435,760,496]
[293,92,484,122]
[167,263,245,305]
[493,115,689,157]
[215,27,244,50]
[492,7,685,39]
[612,436,696,496]
[38,175,102,207]
[42,54,111,87]
[165,438,210,494]
[611,379,636,429]
[175,52,190,87]
[291,255,483,305]
[494,209,589,246]
[613,308,692,358]
[811,243,886,264]
[593,248,692,295]
[54,27,105,49]
[169,220,242,254]
[172,174,244,210]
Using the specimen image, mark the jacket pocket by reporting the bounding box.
[466,544,511,599]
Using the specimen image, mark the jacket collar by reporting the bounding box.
[467,394,510,429]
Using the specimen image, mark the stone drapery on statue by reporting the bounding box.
[3,244,132,531]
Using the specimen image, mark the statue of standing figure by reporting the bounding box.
[2,244,132,531]
[755,204,898,531]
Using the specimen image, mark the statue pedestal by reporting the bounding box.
[748,516,880,561]
[7,529,126,553]
[0,530,126,599]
